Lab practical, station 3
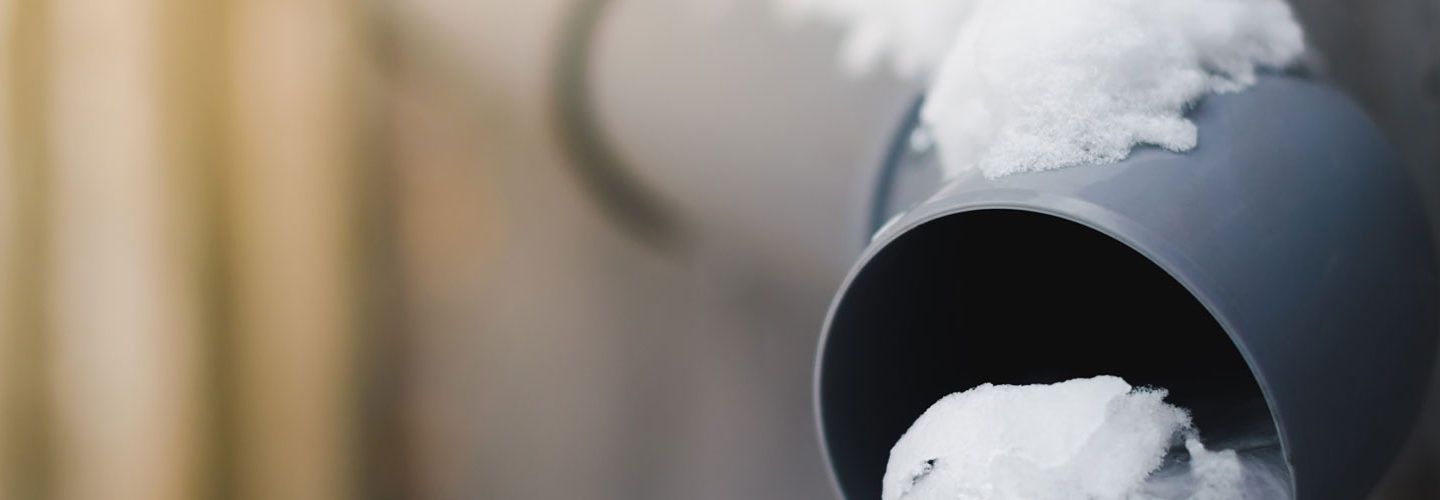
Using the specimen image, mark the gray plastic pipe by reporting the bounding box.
[815,76,1439,500]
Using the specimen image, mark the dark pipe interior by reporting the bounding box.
[819,209,1280,499]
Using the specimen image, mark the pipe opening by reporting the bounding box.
[819,209,1283,499]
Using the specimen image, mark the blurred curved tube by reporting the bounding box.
[576,0,915,281]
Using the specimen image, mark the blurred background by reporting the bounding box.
[0,1,1437,500]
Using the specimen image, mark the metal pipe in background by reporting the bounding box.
[556,0,916,283]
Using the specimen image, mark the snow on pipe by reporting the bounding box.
[817,76,1438,500]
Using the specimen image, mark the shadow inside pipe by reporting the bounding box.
[818,209,1282,499]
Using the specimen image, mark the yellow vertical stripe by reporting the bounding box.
[44,0,203,499]
[152,0,235,499]
[2,2,375,499]
[227,1,361,499]
[0,2,17,498]
[1,0,54,498]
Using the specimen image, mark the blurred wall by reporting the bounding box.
[1,1,385,499]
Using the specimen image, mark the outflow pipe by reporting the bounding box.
[816,76,1439,500]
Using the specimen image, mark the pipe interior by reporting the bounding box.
[819,209,1282,499]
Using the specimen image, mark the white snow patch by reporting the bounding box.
[780,0,1305,178]
[883,376,1290,500]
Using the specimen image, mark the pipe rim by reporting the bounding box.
[815,187,1296,499]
